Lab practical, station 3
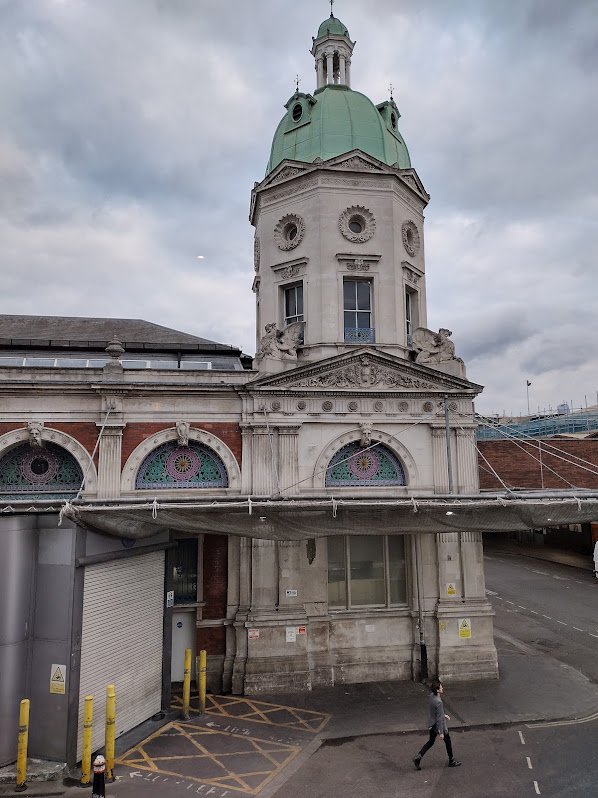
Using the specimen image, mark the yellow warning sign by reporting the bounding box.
[50,664,66,695]
[458,618,472,639]
[446,583,457,596]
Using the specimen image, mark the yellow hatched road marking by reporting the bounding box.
[117,721,301,796]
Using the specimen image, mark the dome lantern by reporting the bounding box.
[311,10,354,89]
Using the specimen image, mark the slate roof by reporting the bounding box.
[0,315,243,355]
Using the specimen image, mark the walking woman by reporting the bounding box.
[413,679,461,770]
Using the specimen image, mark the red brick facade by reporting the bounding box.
[478,439,598,491]
[121,423,242,468]
[199,534,228,656]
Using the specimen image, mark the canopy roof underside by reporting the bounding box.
[4,491,597,541]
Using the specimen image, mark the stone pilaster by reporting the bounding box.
[277,424,301,495]
[96,423,125,499]
[240,425,253,494]
[455,427,479,493]
[431,426,449,494]
[250,426,278,496]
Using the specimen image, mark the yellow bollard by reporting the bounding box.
[198,649,207,714]
[15,698,30,792]
[80,695,94,786]
[105,684,116,783]
[182,648,192,720]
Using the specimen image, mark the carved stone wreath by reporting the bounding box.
[338,205,376,244]
[274,214,305,251]
[402,220,420,257]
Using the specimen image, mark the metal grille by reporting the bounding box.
[325,442,406,487]
[344,327,375,344]
[0,442,83,499]
[135,441,229,489]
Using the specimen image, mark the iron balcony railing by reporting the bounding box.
[344,327,375,344]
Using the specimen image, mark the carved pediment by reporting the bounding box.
[249,349,480,394]
[331,154,385,172]
[260,160,312,189]
[397,169,429,201]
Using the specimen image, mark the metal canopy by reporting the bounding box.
[44,491,598,541]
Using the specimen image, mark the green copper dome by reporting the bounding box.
[266,85,411,174]
[317,14,349,38]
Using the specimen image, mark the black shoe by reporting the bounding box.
[448,759,462,767]
[413,756,422,771]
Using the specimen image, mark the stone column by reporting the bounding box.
[240,424,253,494]
[325,52,334,85]
[250,425,278,496]
[346,57,351,86]
[231,537,252,694]
[96,423,125,499]
[339,55,346,84]
[455,427,479,493]
[317,57,325,88]
[249,539,278,616]
[277,424,301,495]
[431,426,449,494]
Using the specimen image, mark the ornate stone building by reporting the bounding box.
[0,12,500,768]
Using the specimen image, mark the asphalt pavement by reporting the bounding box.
[2,539,597,798]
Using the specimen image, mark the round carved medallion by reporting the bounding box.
[297,400,307,410]
[449,401,458,411]
[322,400,333,412]
[339,205,376,243]
[274,214,305,251]
[271,400,281,411]
[348,401,358,412]
[402,220,420,256]
[423,401,434,412]
[374,400,384,412]
[398,401,409,412]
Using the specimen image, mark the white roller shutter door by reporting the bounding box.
[77,551,164,760]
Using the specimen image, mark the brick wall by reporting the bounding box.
[0,422,99,462]
[478,439,598,490]
[199,534,228,656]
[121,423,242,468]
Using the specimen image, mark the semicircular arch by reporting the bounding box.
[312,428,418,490]
[121,427,241,494]
[0,427,98,496]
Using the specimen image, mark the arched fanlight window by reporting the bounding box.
[0,442,83,499]
[325,441,406,487]
[135,441,228,490]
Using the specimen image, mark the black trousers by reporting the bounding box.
[418,726,454,761]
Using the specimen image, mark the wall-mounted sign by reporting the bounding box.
[166,590,174,608]
[459,618,472,639]
[248,629,260,640]
[50,664,66,695]
[286,627,297,643]
[446,583,457,596]
[285,589,298,597]
[297,626,307,636]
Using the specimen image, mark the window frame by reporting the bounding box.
[327,534,408,610]
[282,281,304,327]
[343,277,374,343]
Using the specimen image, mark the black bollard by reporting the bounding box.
[92,755,106,798]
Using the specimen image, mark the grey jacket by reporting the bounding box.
[428,693,448,734]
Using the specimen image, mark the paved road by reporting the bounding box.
[485,550,598,683]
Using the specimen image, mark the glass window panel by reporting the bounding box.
[296,285,303,316]
[122,360,148,368]
[388,536,407,604]
[356,281,371,310]
[173,539,198,604]
[88,359,107,367]
[327,536,346,607]
[285,288,296,318]
[356,311,371,329]
[344,310,355,329]
[24,358,55,367]
[349,535,385,605]
[344,280,356,310]
[0,357,24,366]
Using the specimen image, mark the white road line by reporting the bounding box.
[518,731,525,745]
[541,615,552,620]
[556,620,567,625]
[526,756,533,769]
[573,627,584,632]
[590,633,598,639]
[529,610,539,614]
[534,780,541,794]
[517,605,527,610]
[505,600,515,605]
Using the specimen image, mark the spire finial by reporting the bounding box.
[295,74,301,93]
[388,82,394,101]
[330,0,334,17]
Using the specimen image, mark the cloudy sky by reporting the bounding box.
[1,0,597,416]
